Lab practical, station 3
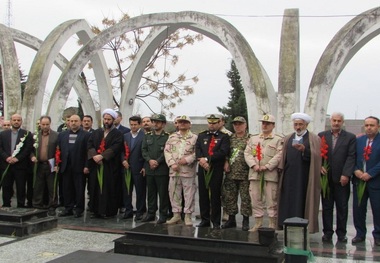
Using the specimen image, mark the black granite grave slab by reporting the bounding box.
[48,250,194,263]
[114,223,283,263]
[0,207,57,237]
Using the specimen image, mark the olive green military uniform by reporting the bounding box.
[142,129,170,221]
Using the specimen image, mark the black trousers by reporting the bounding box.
[198,169,224,226]
[2,166,27,207]
[123,171,147,216]
[62,168,85,213]
[322,181,350,237]
[32,162,57,209]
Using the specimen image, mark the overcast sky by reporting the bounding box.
[4,0,380,121]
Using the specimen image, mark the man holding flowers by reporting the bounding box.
[222,116,252,231]
[196,114,230,229]
[88,109,123,218]
[352,116,380,246]
[244,114,282,232]
[0,114,33,207]
[30,116,59,213]
[318,112,356,243]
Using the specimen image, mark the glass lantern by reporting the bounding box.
[283,217,310,263]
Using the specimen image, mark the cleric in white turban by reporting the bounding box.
[291,112,312,124]
[102,108,117,119]
[277,111,321,234]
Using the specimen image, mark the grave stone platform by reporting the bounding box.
[114,223,283,263]
[0,207,57,237]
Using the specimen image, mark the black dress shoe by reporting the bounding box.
[135,214,143,221]
[156,218,166,224]
[375,239,380,246]
[352,236,365,244]
[123,213,134,219]
[141,214,156,222]
[59,210,73,217]
[338,236,348,243]
[322,234,332,242]
[196,220,211,227]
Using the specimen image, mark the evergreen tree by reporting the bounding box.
[217,60,248,131]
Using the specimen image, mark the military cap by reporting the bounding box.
[205,114,221,124]
[177,115,191,123]
[259,114,276,123]
[151,114,167,123]
[232,116,246,123]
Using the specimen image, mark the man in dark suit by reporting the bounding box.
[0,114,33,207]
[82,115,95,133]
[31,116,59,214]
[115,111,130,134]
[122,116,146,220]
[352,116,380,246]
[57,115,90,217]
[318,112,356,243]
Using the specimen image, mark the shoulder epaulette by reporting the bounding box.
[220,130,230,135]
[198,130,208,134]
[275,133,284,138]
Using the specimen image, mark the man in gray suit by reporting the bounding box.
[318,112,356,243]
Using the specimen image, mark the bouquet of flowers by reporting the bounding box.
[53,146,61,199]
[357,144,371,206]
[124,143,132,194]
[255,142,265,199]
[33,124,39,188]
[97,138,106,193]
[0,132,29,186]
[204,135,216,189]
[320,136,330,199]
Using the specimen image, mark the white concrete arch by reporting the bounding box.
[23,19,110,130]
[0,24,22,118]
[305,7,380,132]
[9,27,99,130]
[54,11,276,133]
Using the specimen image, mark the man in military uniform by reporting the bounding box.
[196,114,230,229]
[164,115,198,226]
[222,116,251,231]
[244,114,283,231]
[141,114,170,224]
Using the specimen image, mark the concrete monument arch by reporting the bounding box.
[305,7,380,132]
[53,11,276,133]
[2,8,380,133]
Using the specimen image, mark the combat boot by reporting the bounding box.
[221,215,237,229]
[268,217,277,229]
[166,212,182,225]
[242,216,250,231]
[222,209,229,221]
[184,213,193,226]
[249,217,263,232]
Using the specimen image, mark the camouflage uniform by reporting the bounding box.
[164,130,198,214]
[223,133,252,217]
